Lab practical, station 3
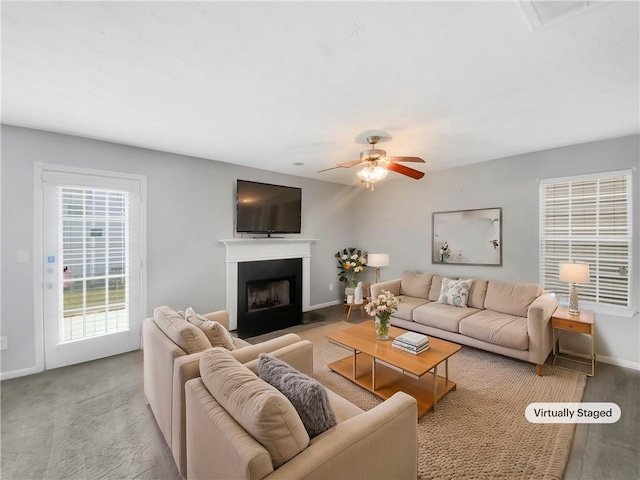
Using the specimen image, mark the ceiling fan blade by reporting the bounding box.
[386,162,425,180]
[317,166,342,173]
[318,158,364,173]
[385,156,425,163]
[337,158,367,168]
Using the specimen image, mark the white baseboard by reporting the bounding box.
[308,299,343,310]
[596,354,640,371]
[560,348,640,371]
[1,365,43,381]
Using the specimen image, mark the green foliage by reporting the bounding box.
[334,247,367,285]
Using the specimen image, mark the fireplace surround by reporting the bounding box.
[220,238,316,334]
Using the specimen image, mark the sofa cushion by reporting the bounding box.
[185,307,236,351]
[484,281,542,317]
[412,302,480,333]
[153,306,211,354]
[459,310,529,351]
[438,278,473,307]
[200,348,309,469]
[428,275,458,301]
[258,354,336,438]
[399,272,433,299]
[468,279,488,309]
[394,296,430,321]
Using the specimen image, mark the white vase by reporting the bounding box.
[354,282,364,304]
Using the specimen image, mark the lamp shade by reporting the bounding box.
[367,253,390,268]
[559,262,590,284]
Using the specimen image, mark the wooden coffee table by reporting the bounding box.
[326,320,461,417]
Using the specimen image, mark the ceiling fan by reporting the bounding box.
[319,136,425,190]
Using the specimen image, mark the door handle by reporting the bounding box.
[47,283,55,290]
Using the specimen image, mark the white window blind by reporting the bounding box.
[540,171,632,307]
[59,186,130,342]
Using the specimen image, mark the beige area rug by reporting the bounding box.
[298,322,587,480]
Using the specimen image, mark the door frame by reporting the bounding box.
[33,162,147,372]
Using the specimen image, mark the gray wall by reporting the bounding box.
[2,126,638,374]
[351,134,640,367]
[1,125,354,374]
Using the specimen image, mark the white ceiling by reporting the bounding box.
[2,1,639,185]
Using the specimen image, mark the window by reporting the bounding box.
[59,186,130,341]
[540,170,632,309]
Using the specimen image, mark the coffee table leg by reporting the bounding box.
[433,364,438,411]
[445,359,449,385]
[352,350,357,379]
[372,358,376,390]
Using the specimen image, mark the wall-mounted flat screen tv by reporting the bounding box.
[236,180,302,235]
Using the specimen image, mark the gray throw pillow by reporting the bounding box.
[258,353,337,438]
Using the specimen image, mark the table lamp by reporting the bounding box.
[559,262,590,315]
[367,253,389,284]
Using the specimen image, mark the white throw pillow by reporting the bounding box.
[185,307,236,350]
[438,278,473,308]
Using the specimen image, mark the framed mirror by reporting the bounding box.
[432,208,502,266]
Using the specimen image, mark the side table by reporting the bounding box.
[551,307,595,376]
[344,302,367,322]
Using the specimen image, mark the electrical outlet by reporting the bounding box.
[329,283,334,291]
[0,336,7,350]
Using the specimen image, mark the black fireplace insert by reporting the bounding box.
[237,258,302,338]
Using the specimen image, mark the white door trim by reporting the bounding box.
[33,162,147,372]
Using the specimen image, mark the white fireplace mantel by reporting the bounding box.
[220,238,317,330]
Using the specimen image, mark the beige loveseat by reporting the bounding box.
[143,306,313,478]
[185,348,418,480]
[371,273,557,375]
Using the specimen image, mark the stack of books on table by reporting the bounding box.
[392,331,430,355]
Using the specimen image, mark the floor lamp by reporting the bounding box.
[367,254,389,284]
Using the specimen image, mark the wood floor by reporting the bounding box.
[1,304,638,479]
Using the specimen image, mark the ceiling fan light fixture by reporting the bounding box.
[357,164,388,183]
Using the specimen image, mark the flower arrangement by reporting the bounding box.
[365,290,400,319]
[439,242,451,260]
[365,290,400,340]
[335,247,367,287]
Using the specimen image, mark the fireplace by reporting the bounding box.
[237,258,302,338]
[247,279,290,312]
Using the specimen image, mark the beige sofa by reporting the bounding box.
[143,306,313,478]
[371,273,557,375]
[185,348,418,480]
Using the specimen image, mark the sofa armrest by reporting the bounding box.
[370,278,401,298]
[265,392,417,480]
[172,350,209,476]
[230,333,302,364]
[527,292,558,365]
[203,310,230,330]
[243,340,314,377]
[143,318,186,447]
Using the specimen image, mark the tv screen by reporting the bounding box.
[236,180,302,235]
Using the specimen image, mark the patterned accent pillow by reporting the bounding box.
[438,278,473,308]
[258,353,337,438]
[185,307,235,350]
